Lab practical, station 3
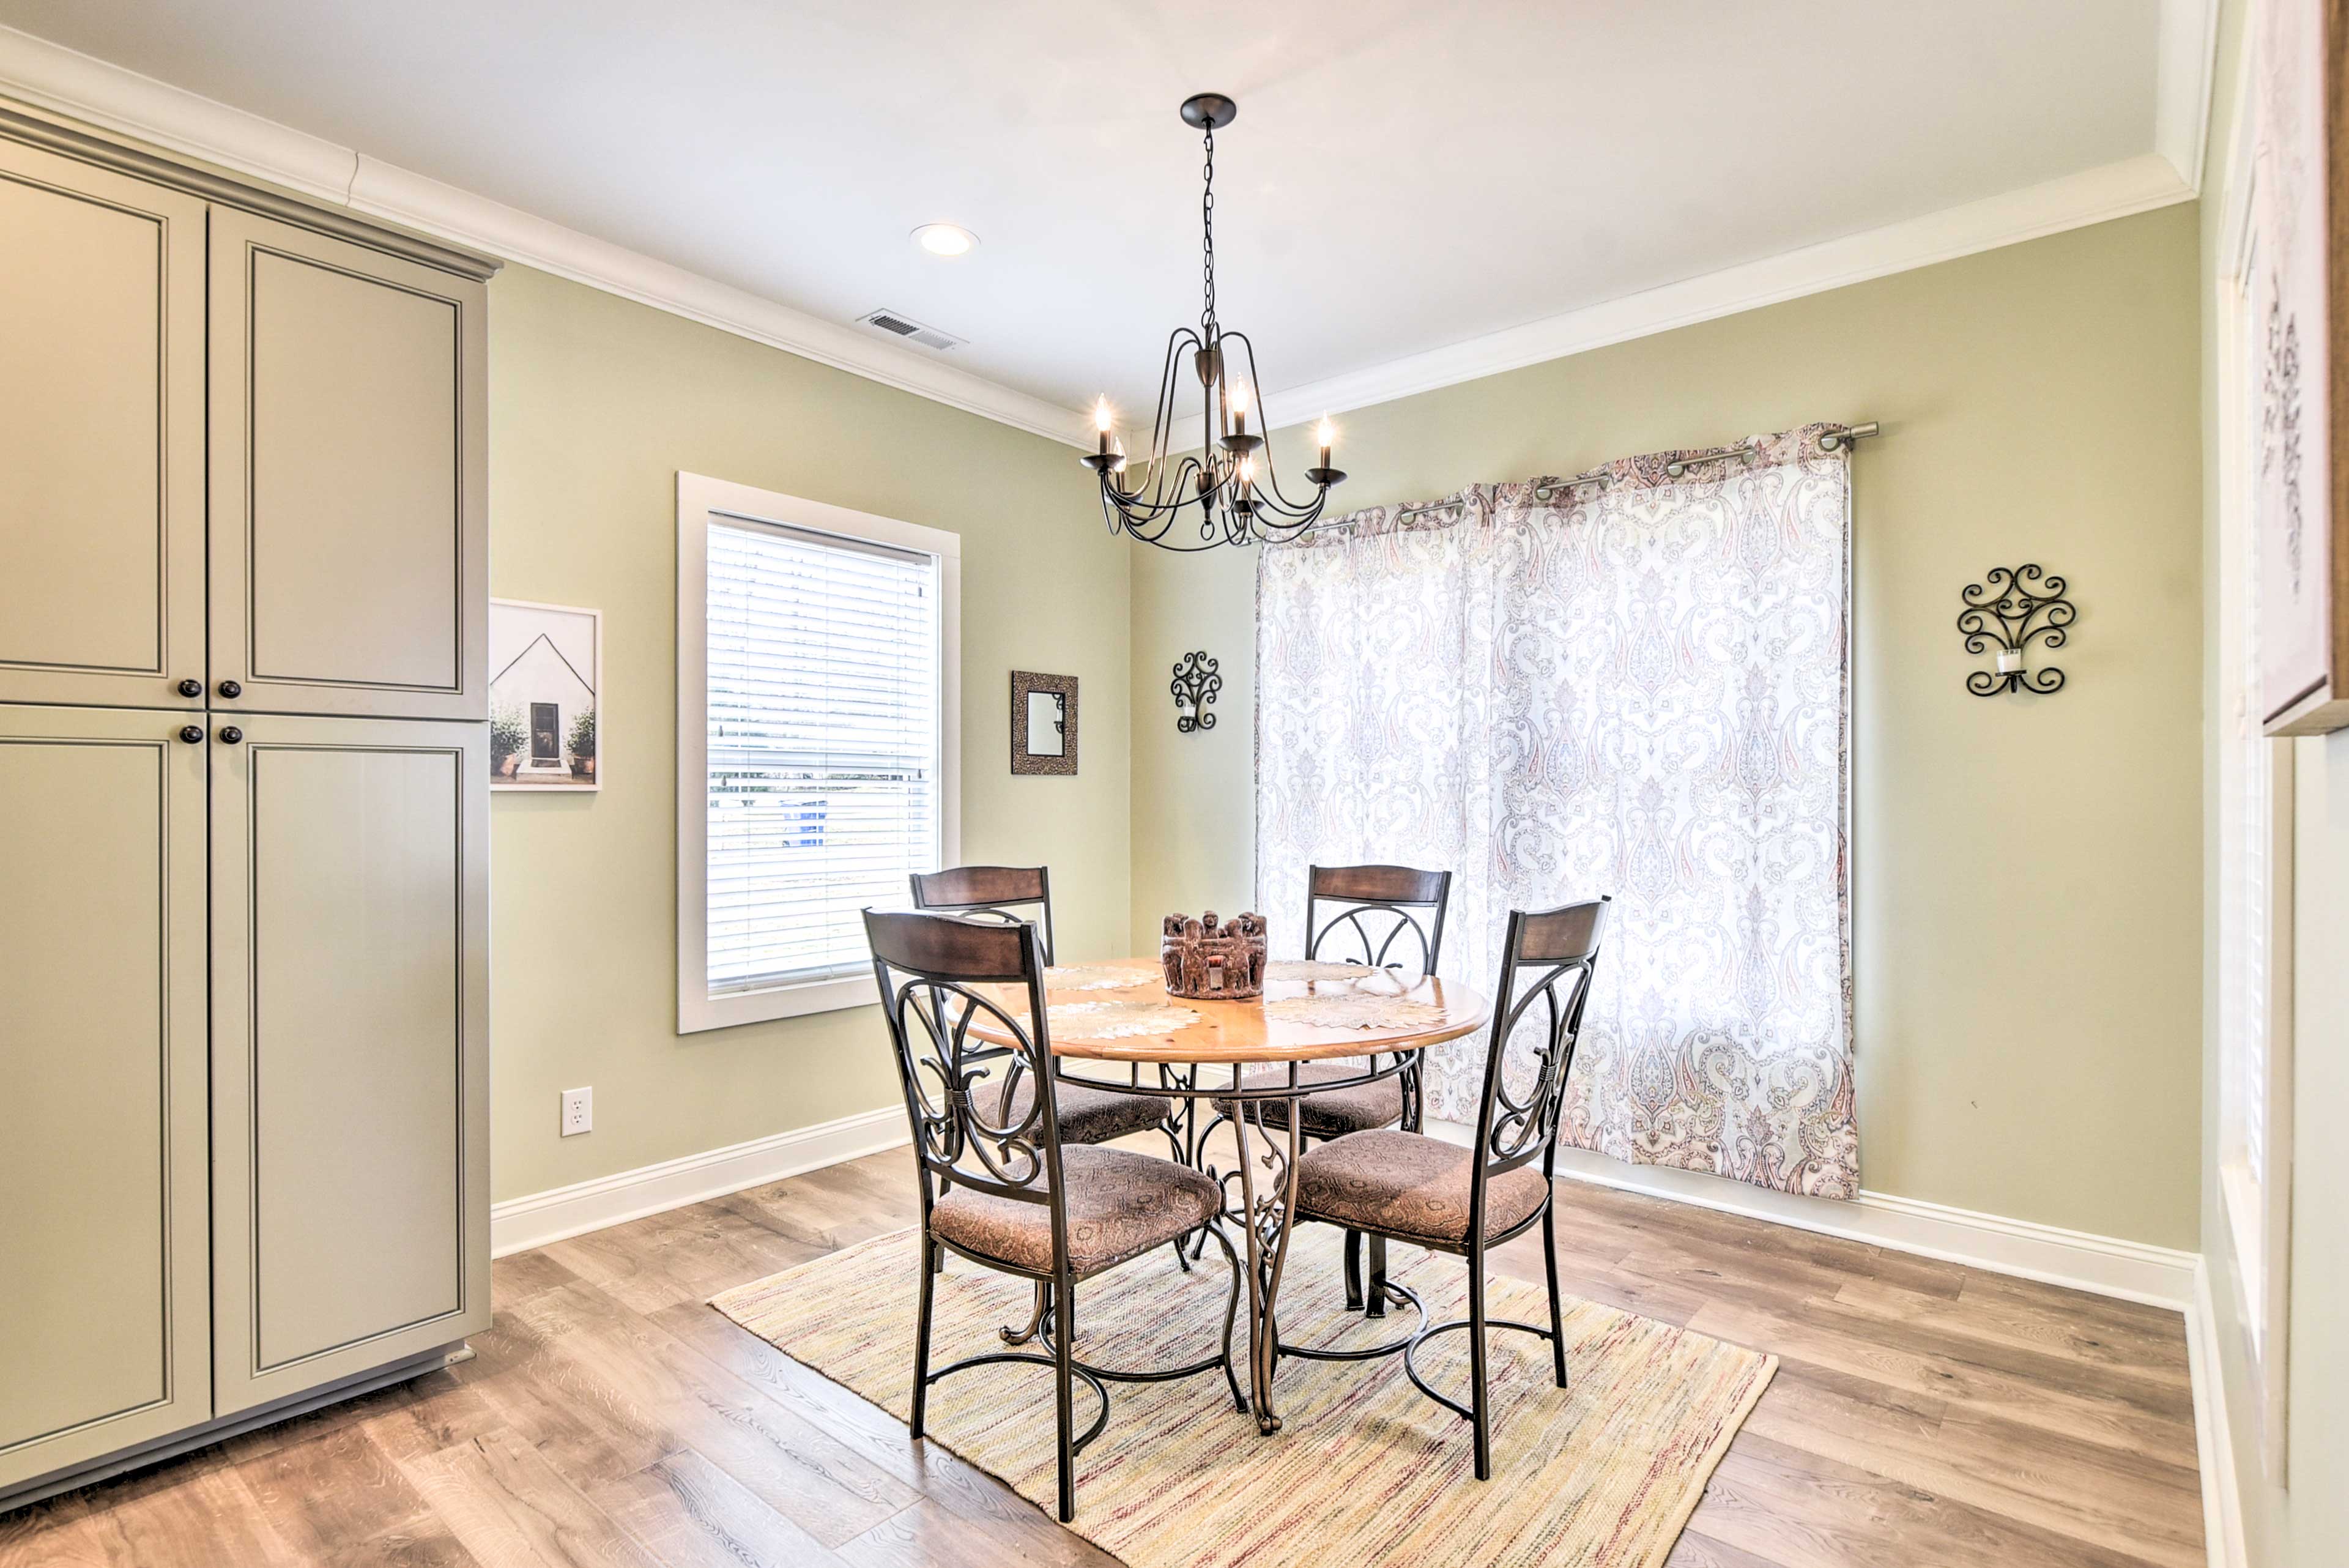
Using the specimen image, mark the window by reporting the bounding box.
[677,473,959,1031]
[2214,133,2293,1477]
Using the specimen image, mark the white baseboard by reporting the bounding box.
[489,1107,908,1257]
[504,1107,2200,1302]
[1425,1120,2197,1310]
[2186,1258,2251,1568]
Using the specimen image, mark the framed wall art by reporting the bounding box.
[2253,0,2349,733]
[490,599,603,790]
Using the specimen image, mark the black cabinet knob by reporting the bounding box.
[217,680,243,699]
[177,725,205,744]
[176,678,203,698]
[218,726,243,745]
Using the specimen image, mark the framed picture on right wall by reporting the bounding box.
[2254,0,2349,733]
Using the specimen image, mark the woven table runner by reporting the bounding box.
[1260,994,1451,1031]
[1034,998,1201,1039]
[1044,964,1163,992]
[1264,959,1382,982]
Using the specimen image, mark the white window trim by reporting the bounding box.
[675,471,960,1033]
[2213,68,2295,1481]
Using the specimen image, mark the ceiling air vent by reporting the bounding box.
[858,308,964,352]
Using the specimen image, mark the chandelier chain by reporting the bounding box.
[1199,127,1217,335]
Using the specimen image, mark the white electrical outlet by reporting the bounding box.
[560,1086,593,1137]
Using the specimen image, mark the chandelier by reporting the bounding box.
[1083,94,1347,551]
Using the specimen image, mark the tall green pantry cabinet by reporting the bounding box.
[0,106,495,1506]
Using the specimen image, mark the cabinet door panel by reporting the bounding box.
[210,210,487,720]
[211,714,488,1414]
[0,141,206,712]
[0,708,209,1492]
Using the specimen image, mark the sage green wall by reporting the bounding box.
[486,265,1129,1202]
[2198,0,2349,1556]
[1132,207,2204,1248]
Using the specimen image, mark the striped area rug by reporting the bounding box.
[711,1225,1773,1568]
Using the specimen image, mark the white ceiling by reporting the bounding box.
[0,1,2205,439]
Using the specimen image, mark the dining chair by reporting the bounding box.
[864,909,1245,1522]
[1202,863,1454,1306]
[1283,896,1608,1479]
[910,866,1174,1154]
[909,864,1058,963]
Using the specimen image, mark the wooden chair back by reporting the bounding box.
[863,910,1067,1226]
[910,865,1056,966]
[1468,897,1610,1200]
[1304,863,1453,974]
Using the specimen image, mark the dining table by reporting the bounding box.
[979,958,1491,1433]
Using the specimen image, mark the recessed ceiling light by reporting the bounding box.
[912,223,978,258]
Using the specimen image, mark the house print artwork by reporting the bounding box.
[491,599,602,790]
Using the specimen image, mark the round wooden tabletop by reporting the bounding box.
[974,959,1491,1065]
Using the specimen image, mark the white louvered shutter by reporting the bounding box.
[703,515,941,993]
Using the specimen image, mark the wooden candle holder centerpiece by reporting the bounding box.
[1160,910,1269,999]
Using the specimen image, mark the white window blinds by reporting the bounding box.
[703,515,941,994]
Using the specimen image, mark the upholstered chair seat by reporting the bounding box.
[1209,1064,1403,1137]
[998,1076,1174,1146]
[930,1146,1222,1277]
[1295,1129,1549,1247]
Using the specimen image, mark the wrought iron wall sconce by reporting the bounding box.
[1958,563,2073,696]
[1171,651,1222,732]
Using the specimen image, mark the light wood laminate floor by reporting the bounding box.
[0,1147,2204,1567]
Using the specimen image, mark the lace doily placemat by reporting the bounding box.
[1261,995,1451,1031]
[1036,999,1202,1040]
[1265,959,1381,982]
[1043,964,1162,992]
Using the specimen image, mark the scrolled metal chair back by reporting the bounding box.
[1304,863,1452,976]
[865,908,1064,1208]
[909,864,1056,966]
[1470,898,1609,1189]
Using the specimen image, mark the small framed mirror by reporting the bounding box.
[1010,671,1078,775]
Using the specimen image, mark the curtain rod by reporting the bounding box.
[1663,420,1878,477]
[1379,422,1880,523]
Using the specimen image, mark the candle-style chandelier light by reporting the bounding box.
[1083,94,1347,551]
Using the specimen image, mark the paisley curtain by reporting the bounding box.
[1255,425,1857,1197]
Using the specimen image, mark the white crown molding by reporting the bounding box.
[2156,0,2223,191]
[0,23,1096,450]
[1173,151,2197,451]
[0,15,2215,464]
[488,1106,907,1257]
[2188,1258,2252,1568]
